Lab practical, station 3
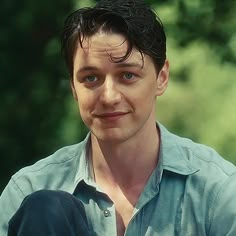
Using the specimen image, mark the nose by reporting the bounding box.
[100,77,122,106]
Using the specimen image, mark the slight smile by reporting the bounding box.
[94,112,129,121]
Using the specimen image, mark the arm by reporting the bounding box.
[0,179,25,236]
[208,173,236,236]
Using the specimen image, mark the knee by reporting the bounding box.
[24,189,72,203]
[9,191,90,236]
[19,190,73,216]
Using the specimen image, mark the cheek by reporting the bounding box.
[129,84,156,103]
[76,97,91,126]
[77,91,97,112]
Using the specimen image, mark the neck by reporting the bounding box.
[91,120,160,187]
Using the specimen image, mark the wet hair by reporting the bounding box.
[61,0,166,77]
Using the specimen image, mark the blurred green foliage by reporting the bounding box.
[1,0,235,192]
[155,0,236,163]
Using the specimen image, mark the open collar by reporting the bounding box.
[72,122,200,194]
[158,123,199,175]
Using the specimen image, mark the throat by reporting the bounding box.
[90,125,160,185]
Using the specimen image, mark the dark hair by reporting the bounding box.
[61,0,166,77]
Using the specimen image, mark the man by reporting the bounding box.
[1,0,236,235]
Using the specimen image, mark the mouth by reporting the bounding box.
[94,112,129,121]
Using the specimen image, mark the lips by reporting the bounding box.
[94,112,129,121]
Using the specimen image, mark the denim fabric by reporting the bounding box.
[8,190,91,236]
[1,123,236,236]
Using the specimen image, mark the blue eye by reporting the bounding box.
[123,72,135,80]
[85,75,97,82]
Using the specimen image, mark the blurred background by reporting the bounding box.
[1,0,236,192]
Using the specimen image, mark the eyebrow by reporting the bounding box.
[76,62,143,74]
[76,66,98,74]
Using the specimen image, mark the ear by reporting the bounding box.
[70,80,78,101]
[156,60,169,96]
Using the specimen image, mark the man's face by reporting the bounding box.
[71,32,169,143]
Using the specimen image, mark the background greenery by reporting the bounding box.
[1,0,235,192]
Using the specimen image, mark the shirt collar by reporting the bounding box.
[158,122,199,175]
[73,133,96,190]
[73,122,199,193]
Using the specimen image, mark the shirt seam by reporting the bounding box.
[206,172,236,235]
[179,145,234,176]
[11,177,26,198]
[160,122,232,174]
[12,151,78,182]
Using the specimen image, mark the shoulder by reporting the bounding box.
[0,137,89,236]
[177,135,236,177]
[159,123,236,177]
[11,137,89,196]
[13,142,82,178]
[159,124,236,234]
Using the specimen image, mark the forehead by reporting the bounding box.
[74,32,144,64]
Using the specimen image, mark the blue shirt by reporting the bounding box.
[1,123,236,235]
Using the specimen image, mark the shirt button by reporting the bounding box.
[103,209,111,217]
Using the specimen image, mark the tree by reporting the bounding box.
[0,0,89,192]
[152,0,236,163]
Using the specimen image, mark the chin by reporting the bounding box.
[92,129,130,144]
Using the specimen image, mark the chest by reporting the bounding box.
[115,200,134,236]
[81,189,206,236]
[77,173,208,235]
[106,186,143,236]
